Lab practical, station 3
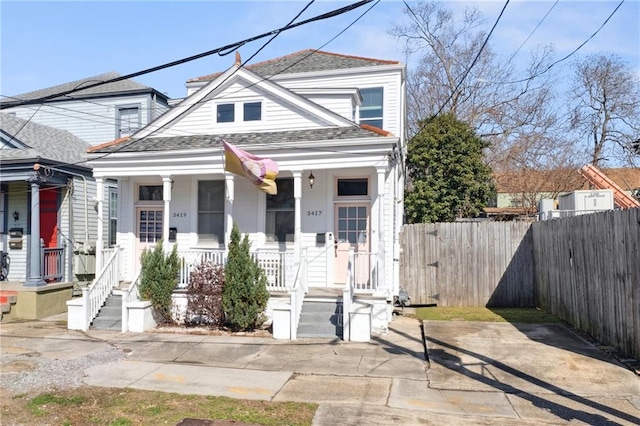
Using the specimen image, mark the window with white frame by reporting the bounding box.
[266,178,294,243]
[359,87,383,129]
[337,178,368,197]
[108,188,118,247]
[198,180,225,244]
[217,103,234,123]
[243,102,262,121]
[117,106,141,138]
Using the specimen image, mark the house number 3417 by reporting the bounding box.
[307,210,322,216]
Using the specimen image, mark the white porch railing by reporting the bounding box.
[353,251,378,293]
[121,269,141,333]
[81,246,122,331]
[342,248,355,341]
[176,248,294,292]
[177,249,226,288]
[289,249,308,340]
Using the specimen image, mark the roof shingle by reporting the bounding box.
[188,49,401,82]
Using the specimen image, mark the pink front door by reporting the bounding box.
[334,204,369,285]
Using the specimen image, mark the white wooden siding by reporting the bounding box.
[4,94,168,146]
[302,94,354,121]
[6,183,28,280]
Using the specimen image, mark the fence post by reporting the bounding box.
[82,287,90,332]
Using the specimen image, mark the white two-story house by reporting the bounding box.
[87,50,406,338]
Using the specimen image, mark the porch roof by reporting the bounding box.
[89,126,392,154]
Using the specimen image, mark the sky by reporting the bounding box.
[1,0,638,100]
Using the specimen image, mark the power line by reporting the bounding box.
[503,0,559,67]
[6,0,375,109]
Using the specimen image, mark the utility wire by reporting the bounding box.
[6,0,375,108]
[504,0,559,67]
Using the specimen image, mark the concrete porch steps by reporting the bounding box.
[91,293,122,331]
[297,298,343,339]
[0,290,18,321]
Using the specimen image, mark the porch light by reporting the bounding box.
[308,171,315,189]
[12,211,19,222]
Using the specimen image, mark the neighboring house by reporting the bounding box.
[488,167,640,220]
[0,113,94,317]
[0,72,171,145]
[87,50,406,337]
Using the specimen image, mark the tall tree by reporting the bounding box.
[405,113,495,223]
[569,54,640,166]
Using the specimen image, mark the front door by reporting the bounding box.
[135,207,163,274]
[334,204,369,285]
[40,187,59,280]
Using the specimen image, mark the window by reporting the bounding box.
[117,106,140,138]
[217,103,234,123]
[359,87,383,129]
[108,189,118,246]
[198,181,225,244]
[138,185,163,201]
[243,102,262,121]
[337,178,368,196]
[266,178,294,243]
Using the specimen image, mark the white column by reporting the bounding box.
[162,176,172,253]
[292,171,302,260]
[376,167,386,295]
[95,177,104,270]
[225,174,235,246]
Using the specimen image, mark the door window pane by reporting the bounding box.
[337,179,368,196]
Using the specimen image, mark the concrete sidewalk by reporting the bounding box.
[1,315,639,425]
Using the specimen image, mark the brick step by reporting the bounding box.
[0,291,18,318]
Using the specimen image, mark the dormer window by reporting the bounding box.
[217,103,234,123]
[244,102,261,121]
[359,87,383,129]
[216,101,262,123]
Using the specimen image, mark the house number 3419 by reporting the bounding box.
[307,210,322,216]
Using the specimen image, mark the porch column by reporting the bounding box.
[95,177,104,270]
[25,176,45,287]
[225,174,234,245]
[162,176,172,253]
[292,171,302,259]
[376,167,387,295]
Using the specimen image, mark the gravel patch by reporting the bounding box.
[0,346,127,394]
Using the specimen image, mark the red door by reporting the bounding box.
[40,188,59,280]
[40,188,59,248]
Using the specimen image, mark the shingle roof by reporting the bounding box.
[1,72,163,105]
[89,126,391,153]
[188,49,402,82]
[0,113,90,165]
[494,167,640,193]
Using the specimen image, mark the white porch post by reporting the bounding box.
[95,177,104,270]
[292,171,302,260]
[225,174,235,245]
[376,167,386,294]
[162,176,172,252]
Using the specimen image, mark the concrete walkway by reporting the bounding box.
[1,315,639,425]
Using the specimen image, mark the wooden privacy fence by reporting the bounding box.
[400,222,534,307]
[532,208,640,360]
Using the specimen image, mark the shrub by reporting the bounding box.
[222,223,269,331]
[139,241,180,324]
[185,260,225,327]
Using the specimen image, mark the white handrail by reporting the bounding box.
[121,269,142,333]
[342,248,355,341]
[82,246,121,331]
[289,249,308,340]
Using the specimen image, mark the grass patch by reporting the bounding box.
[414,307,562,324]
[4,387,317,426]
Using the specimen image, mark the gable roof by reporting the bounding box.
[188,49,402,83]
[494,167,640,193]
[1,72,169,107]
[0,113,90,165]
[89,126,390,154]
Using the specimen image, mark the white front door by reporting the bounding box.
[334,204,369,285]
[135,207,164,274]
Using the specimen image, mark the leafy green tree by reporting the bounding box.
[222,223,269,331]
[139,241,181,324]
[405,113,495,223]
